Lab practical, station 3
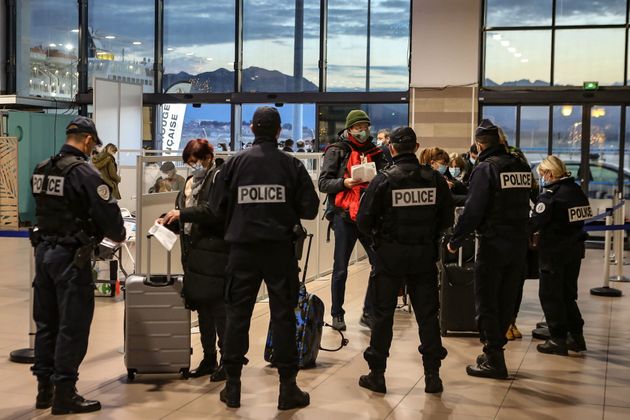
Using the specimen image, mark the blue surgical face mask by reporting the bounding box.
[437,164,447,175]
[190,162,205,177]
[450,167,461,178]
[540,176,548,187]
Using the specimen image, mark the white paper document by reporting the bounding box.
[351,162,377,183]
[148,222,178,251]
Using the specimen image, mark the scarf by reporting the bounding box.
[184,163,215,235]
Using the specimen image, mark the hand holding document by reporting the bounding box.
[351,162,377,183]
[148,222,178,251]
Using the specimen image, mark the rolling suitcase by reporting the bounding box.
[437,232,478,336]
[264,233,348,369]
[124,235,191,381]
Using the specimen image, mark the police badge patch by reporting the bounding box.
[535,202,546,213]
[97,184,111,201]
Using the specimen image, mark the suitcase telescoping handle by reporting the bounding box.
[144,234,174,287]
[456,234,479,267]
[300,233,314,284]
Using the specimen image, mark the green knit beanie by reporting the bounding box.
[345,109,371,129]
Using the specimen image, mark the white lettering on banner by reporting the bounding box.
[568,205,593,222]
[32,175,64,196]
[160,103,187,154]
[500,172,532,189]
[392,188,436,207]
[238,185,286,204]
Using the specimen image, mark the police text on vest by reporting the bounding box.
[568,205,592,222]
[238,185,286,204]
[32,175,64,197]
[500,172,532,189]
[392,188,436,207]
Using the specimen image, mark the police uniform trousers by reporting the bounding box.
[538,245,584,339]
[474,233,527,354]
[364,242,446,372]
[223,241,299,378]
[331,214,376,317]
[31,241,95,384]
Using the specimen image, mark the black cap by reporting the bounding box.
[389,126,417,144]
[252,106,281,132]
[475,119,499,140]
[66,116,102,146]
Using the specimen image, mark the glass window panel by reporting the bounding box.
[484,30,551,86]
[554,29,625,87]
[551,105,582,178]
[163,0,235,93]
[318,104,408,149]
[482,106,517,144]
[485,0,552,27]
[242,0,319,92]
[520,106,549,165]
[158,104,232,152]
[327,0,369,92]
[16,0,79,99]
[368,0,410,91]
[624,108,630,199]
[589,106,620,199]
[88,1,155,93]
[239,104,316,151]
[556,0,627,25]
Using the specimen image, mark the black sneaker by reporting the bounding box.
[359,313,374,329]
[567,333,587,352]
[210,364,227,382]
[537,338,568,356]
[424,373,443,394]
[332,315,346,331]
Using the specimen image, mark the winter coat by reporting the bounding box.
[92,151,122,199]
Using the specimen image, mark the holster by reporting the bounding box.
[72,230,95,269]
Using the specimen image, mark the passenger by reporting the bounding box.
[447,119,531,379]
[318,109,387,331]
[529,155,589,355]
[462,143,478,184]
[157,161,186,192]
[376,128,393,164]
[209,106,319,410]
[283,138,294,152]
[30,116,126,414]
[92,143,122,200]
[420,147,467,205]
[158,138,227,381]
[448,153,467,183]
[356,126,453,394]
[296,140,306,153]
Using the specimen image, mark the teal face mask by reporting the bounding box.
[450,167,461,178]
[350,129,370,142]
[437,164,447,175]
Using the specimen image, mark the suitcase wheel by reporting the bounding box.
[180,368,190,379]
[127,369,136,381]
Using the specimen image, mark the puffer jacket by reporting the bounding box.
[92,151,122,199]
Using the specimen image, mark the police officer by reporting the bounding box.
[356,127,454,394]
[447,119,531,379]
[209,107,319,410]
[30,116,125,414]
[530,155,590,355]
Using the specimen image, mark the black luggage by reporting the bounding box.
[437,232,478,336]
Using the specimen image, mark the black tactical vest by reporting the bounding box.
[482,154,532,232]
[32,154,86,236]
[380,163,439,245]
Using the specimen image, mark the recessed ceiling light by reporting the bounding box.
[500,40,510,47]
[71,29,79,33]
[105,35,116,39]
[186,52,194,56]
[49,43,57,47]
[206,57,213,61]
[492,34,502,40]
[132,41,142,45]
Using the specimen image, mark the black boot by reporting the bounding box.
[359,313,374,329]
[189,357,217,378]
[475,353,487,366]
[51,383,101,415]
[466,351,508,379]
[219,379,241,408]
[537,338,568,356]
[424,371,443,394]
[35,380,53,409]
[358,369,386,393]
[210,363,226,382]
[278,375,310,410]
[567,333,587,352]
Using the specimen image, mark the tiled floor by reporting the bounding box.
[1,237,629,419]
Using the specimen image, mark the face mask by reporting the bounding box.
[450,167,461,178]
[540,176,548,187]
[470,157,476,165]
[350,129,369,143]
[191,162,205,175]
[376,140,383,147]
[437,164,447,175]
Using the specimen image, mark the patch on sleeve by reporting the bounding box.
[535,202,546,214]
[97,184,111,201]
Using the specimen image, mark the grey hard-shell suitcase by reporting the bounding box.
[124,235,191,381]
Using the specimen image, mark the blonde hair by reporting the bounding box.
[497,126,508,145]
[449,153,466,170]
[538,155,569,179]
[419,147,449,165]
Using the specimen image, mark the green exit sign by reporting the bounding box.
[583,81,599,90]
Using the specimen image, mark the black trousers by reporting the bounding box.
[538,246,584,339]
[223,241,299,379]
[31,242,95,384]
[197,299,226,363]
[474,234,527,354]
[364,243,445,372]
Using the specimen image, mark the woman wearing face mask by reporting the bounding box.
[158,139,228,381]
[420,147,467,205]
[529,155,590,356]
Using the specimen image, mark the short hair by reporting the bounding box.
[391,142,416,154]
[377,129,390,138]
[538,155,569,179]
[182,138,214,164]
[469,143,478,154]
[104,143,118,154]
[419,147,449,165]
[285,139,294,147]
[449,153,466,170]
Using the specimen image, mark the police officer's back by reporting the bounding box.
[356,126,454,394]
[209,106,319,410]
[31,116,125,414]
[447,119,531,379]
